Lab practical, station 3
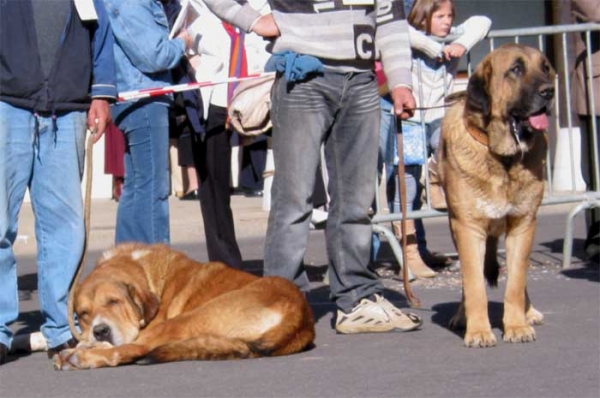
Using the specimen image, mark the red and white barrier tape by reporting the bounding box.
[117,72,275,103]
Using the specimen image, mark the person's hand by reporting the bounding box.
[442,43,466,60]
[251,14,280,38]
[87,99,111,143]
[177,30,193,51]
[390,86,416,120]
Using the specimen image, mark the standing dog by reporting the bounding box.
[438,44,555,347]
[54,243,315,369]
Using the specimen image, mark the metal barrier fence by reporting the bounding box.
[371,23,600,272]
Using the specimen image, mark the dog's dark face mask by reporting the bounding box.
[465,43,555,157]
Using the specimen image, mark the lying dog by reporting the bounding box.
[438,44,555,347]
[54,243,315,369]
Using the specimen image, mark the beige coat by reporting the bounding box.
[572,0,600,116]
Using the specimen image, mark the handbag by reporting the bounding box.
[400,120,427,165]
[228,74,275,137]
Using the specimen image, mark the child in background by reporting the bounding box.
[375,0,491,278]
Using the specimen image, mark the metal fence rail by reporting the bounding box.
[371,23,600,270]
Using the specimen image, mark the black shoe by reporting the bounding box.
[584,222,600,262]
[230,187,246,196]
[180,189,199,201]
[47,338,77,359]
[0,343,7,365]
[244,190,263,198]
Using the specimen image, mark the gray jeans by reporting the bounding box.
[264,71,382,313]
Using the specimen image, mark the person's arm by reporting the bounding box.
[376,0,415,119]
[89,0,118,142]
[103,0,186,74]
[408,25,444,58]
[200,0,264,33]
[449,16,491,54]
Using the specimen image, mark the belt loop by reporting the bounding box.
[33,112,41,158]
[51,112,58,145]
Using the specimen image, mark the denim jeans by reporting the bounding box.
[0,102,86,349]
[264,71,382,313]
[112,101,170,244]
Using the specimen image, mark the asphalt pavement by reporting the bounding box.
[1,196,598,398]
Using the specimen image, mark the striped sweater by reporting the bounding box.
[202,0,413,90]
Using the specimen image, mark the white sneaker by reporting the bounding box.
[335,294,422,334]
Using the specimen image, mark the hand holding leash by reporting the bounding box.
[87,99,111,143]
[390,86,416,120]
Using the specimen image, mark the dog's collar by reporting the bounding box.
[463,116,489,146]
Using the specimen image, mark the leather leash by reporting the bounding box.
[395,116,421,308]
[66,126,96,342]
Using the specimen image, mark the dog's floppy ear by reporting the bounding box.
[465,59,492,120]
[127,283,159,328]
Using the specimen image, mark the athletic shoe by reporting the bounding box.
[335,294,422,334]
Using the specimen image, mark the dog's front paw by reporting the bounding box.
[503,325,536,343]
[526,306,544,325]
[53,348,86,371]
[464,329,497,348]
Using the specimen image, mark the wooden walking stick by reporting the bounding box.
[395,116,421,308]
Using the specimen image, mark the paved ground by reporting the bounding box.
[1,196,599,398]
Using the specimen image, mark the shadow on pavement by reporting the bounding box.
[540,238,587,260]
[431,301,505,339]
[561,263,600,282]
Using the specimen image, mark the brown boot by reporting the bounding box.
[392,220,436,278]
[427,157,447,211]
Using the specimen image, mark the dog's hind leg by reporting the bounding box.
[140,335,254,364]
[449,292,466,330]
[484,236,501,287]
[525,289,544,325]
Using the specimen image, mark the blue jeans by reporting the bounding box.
[0,102,86,349]
[264,71,382,313]
[112,101,170,244]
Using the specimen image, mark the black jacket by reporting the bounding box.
[0,0,116,113]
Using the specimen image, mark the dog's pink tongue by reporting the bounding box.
[529,113,548,131]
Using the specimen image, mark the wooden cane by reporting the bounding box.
[395,116,421,308]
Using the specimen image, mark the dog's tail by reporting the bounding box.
[484,237,500,287]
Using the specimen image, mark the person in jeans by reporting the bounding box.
[204,0,423,334]
[0,0,117,364]
[102,0,192,244]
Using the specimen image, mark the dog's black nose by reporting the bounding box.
[539,85,554,100]
[93,324,111,342]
